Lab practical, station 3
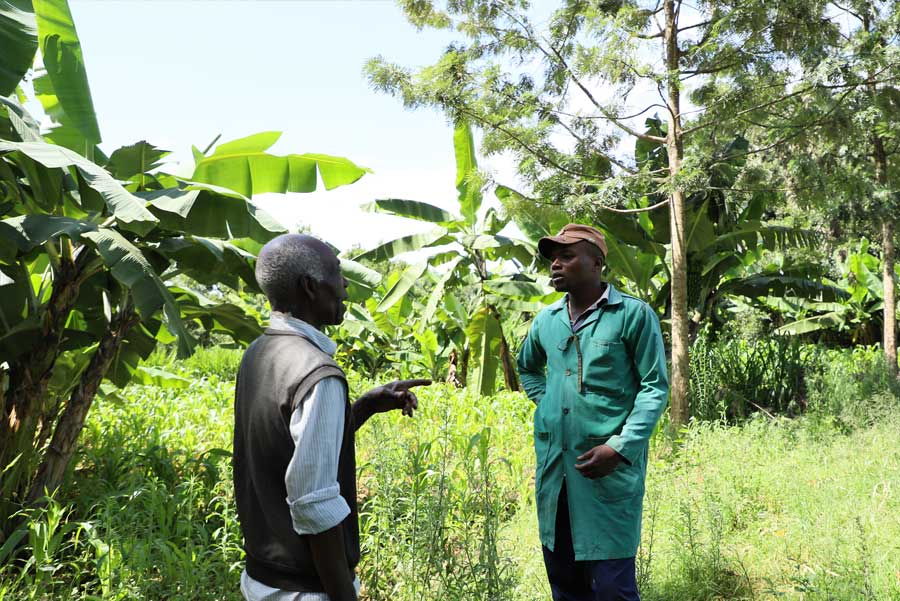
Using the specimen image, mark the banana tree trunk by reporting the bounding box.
[27,304,137,504]
[447,348,462,387]
[460,342,469,385]
[664,0,690,426]
[0,254,85,523]
[498,327,520,392]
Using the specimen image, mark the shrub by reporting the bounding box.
[689,331,812,422]
[804,345,900,430]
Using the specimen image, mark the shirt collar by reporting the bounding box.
[568,284,611,328]
[549,282,619,313]
[269,311,337,357]
[575,285,610,313]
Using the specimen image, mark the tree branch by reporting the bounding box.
[553,118,637,173]
[829,1,864,23]
[494,4,667,144]
[678,19,711,34]
[596,198,671,213]
[484,79,637,173]
[455,106,590,179]
[542,40,667,143]
[680,76,892,135]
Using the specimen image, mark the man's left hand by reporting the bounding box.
[574,444,623,479]
[361,379,432,417]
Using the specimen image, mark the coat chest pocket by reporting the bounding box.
[583,339,628,381]
[590,339,624,353]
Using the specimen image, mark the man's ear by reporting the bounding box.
[297,274,316,301]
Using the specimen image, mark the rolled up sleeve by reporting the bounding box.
[285,376,350,535]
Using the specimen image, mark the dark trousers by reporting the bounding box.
[542,484,640,601]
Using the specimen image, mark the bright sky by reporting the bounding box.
[68,0,518,251]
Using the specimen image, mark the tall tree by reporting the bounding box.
[367,0,841,424]
[773,0,900,376]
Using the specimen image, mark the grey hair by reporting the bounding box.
[255,234,328,308]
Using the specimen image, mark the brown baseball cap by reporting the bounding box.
[538,223,608,259]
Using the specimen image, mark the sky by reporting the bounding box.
[67,0,518,251]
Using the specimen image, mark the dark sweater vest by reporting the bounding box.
[233,329,359,591]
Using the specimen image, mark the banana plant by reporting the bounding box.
[337,263,451,381]
[353,122,552,395]
[0,0,372,534]
[585,126,848,329]
[774,239,899,344]
[496,122,851,339]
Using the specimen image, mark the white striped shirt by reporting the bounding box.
[241,312,359,601]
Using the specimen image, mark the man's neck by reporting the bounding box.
[274,306,324,331]
[567,282,607,315]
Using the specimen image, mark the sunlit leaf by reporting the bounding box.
[352,226,449,262]
[376,261,428,312]
[454,121,481,225]
[34,0,100,144]
[362,198,457,224]
[192,131,371,196]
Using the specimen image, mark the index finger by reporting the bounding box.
[396,378,432,389]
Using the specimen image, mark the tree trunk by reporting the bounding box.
[0,253,85,523]
[486,306,520,392]
[498,329,520,392]
[460,342,470,385]
[664,0,690,426]
[864,11,897,379]
[27,304,137,504]
[883,220,897,378]
[447,348,462,387]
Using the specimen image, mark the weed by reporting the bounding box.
[1,352,898,600]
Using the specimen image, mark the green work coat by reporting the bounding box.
[516,284,669,560]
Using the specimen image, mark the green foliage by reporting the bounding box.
[0,2,372,533]
[355,384,530,599]
[2,354,899,599]
[355,122,548,394]
[805,345,900,431]
[0,0,37,97]
[689,331,813,422]
[772,240,899,344]
[191,131,371,197]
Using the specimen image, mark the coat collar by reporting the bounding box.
[548,283,622,329]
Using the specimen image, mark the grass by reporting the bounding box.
[1,347,898,600]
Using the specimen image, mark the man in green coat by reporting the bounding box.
[517,224,669,601]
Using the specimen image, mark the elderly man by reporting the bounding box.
[516,224,669,601]
[233,234,429,601]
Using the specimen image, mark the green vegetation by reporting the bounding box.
[2,1,900,599]
[0,0,370,533]
[0,348,897,600]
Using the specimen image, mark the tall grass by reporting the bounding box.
[0,346,898,600]
[689,332,813,421]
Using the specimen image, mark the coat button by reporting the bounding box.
[563,408,569,414]
[565,369,571,376]
[562,445,568,451]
